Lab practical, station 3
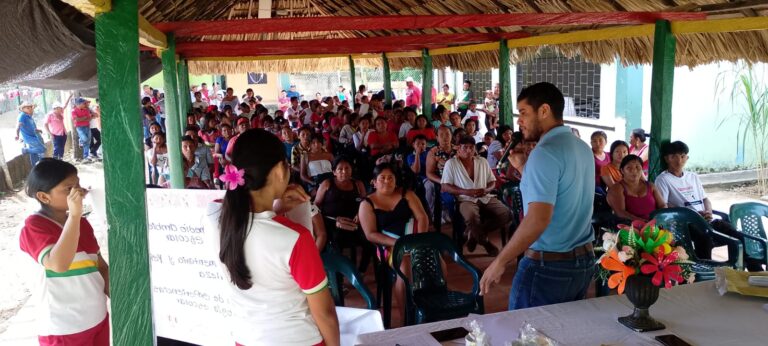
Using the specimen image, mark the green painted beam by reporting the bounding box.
[382,53,392,107]
[349,55,356,105]
[94,0,153,345]
[649,19,675,181]
[177,60,191,123]
[161,34,185,188]
[421,49,433,119]
[498,39,513,128]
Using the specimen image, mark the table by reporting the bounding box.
[356,281,768,346]
[338,307,384,346]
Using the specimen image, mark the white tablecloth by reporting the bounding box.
[357,281,768,346]
[338,306,384,346]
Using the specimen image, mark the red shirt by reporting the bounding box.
[250,116,261,129]
[406,128,436,144]
[387,119,401,137]
[72,108,91,127]
[310,112,324,125]
[405,86,421,108]
[367,131,398,157]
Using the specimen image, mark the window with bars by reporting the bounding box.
[516,51,601,119]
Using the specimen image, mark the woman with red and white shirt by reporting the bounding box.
[208,129,339,346]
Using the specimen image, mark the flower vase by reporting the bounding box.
[618,275,666,332]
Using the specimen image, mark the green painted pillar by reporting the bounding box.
[177,60,191,123]
[649,20,675,181]
[349,56,356,104]
[94,0,153,345]
[161,34,185,188]
[499,39,513,128]
[382,53,392,107]
[615,61,644,141]
[421,49,433,119]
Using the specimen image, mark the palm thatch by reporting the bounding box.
[137,0,768,73]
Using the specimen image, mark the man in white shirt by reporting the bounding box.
[191,91,209,110]
[284,96,301,127]
[398,108,416,139]
[299,100,312,126]
[358,95,370,116]
[141,84,153,99]
[441,136,510,256]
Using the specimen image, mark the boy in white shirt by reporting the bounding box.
[191,91,209,110]
[655,141,749,266]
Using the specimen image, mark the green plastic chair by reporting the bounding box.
[321,252,377,310]
[392,232,483,326]
[651,208,743,281]
[729,202,768,271]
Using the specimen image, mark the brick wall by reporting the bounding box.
[462,70,493,103]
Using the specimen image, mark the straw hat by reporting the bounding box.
[19,101,35,111]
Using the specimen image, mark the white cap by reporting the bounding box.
[404,77,414,82]
[51,101,63,109]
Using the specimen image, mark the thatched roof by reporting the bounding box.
[136,0,768,73]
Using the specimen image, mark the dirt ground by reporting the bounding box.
[0,166,765,336]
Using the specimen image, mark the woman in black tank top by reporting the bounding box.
[358,163,429,325]
[315,157,370,271]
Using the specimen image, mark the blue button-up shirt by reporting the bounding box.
[521,125,595,252]
[18,112,40,144]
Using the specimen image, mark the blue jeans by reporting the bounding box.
[22,145,44,166]
[76,126,91,158]
[509,251,596,310]
[52,134,66,159]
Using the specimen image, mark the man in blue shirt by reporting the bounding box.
[286,85,301,100]
[480,82,595,310]
[15,102,46,166]
[407,135,435,218]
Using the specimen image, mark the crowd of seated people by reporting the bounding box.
[142,81,520,258]
[140,80,761,336]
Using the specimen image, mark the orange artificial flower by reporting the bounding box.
[600,249,636,294]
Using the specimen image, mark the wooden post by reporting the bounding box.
[94,0,153,344]
[177,59,191,123]
[349,55,356,104]
[0,138,13,190]
[498,39,513,128]
[649,20,675,181]
[421,48,433,119]
[161,33,185,188]
[382,52,392,107]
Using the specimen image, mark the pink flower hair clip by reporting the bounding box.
[220,164,246,190]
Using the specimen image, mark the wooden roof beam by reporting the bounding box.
[62,0,166,49]
[175,32,530,58]
[154,12,706,37]
[61,0,111,17]
[139,15,167,50]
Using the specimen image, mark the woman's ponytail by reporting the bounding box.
[217,129,286,290]
[219,184,254,289]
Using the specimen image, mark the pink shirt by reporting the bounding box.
[45,112,66,136]
[278,96,290,112]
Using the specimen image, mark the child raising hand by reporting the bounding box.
[19,159,109,346]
